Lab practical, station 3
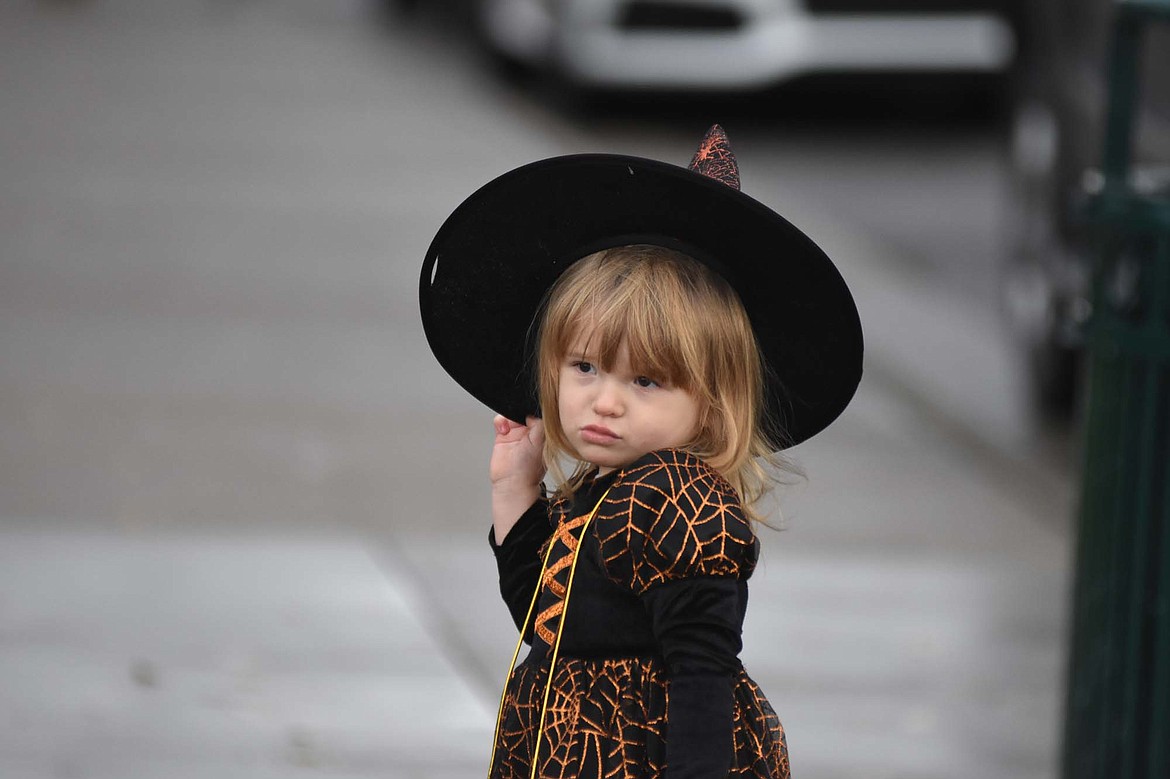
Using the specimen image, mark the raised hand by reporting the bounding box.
[490,415,546,542]
[490,415,546,488]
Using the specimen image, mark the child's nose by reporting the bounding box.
[592,381,623,416]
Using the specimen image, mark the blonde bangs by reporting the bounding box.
[554,280,703,393]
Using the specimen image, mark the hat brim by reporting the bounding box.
[419,154,862,449]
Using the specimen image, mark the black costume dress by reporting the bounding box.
[488,449,790,779]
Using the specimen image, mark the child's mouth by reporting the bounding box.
[581,425,619,444]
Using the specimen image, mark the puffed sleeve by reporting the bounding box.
[594,450,759,779]
[489,497,553,640]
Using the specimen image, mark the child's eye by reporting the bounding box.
[634,376,659,389]
[572,361,596,375]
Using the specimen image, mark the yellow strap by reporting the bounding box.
[487,487,612,779]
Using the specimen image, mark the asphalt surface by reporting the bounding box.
[0,2,1075,778]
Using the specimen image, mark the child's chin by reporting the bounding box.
[577,449,628,473]
[590,454,639,475]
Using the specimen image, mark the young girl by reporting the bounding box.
[420,126,862,779]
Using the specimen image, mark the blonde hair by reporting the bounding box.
[535,244,798,523]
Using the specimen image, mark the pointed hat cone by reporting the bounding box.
[688,124,740,191]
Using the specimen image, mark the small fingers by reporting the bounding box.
[493,415,511,436]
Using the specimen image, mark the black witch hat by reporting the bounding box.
[420,125,862,449]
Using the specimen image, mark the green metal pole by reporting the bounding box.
[1101,10,1140,188]
[1062,4,1170,779]
[1142,234,1170,779]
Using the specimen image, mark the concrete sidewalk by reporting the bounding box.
[0,528,494,779]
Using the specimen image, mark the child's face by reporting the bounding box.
[558,332,702,476]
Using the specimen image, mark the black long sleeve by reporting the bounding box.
[641,576,742,779]
[489,498,552,639]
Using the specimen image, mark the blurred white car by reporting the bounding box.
[477,0,1017,90]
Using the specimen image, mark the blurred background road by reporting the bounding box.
[1,1,1088,777]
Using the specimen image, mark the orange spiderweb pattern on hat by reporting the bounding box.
[688,124,740,191]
